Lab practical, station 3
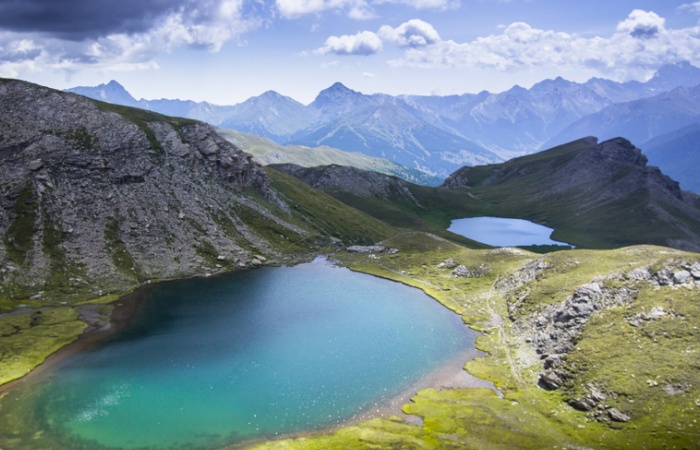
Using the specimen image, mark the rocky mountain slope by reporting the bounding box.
[0,78,395,306]
[275,137,700,252]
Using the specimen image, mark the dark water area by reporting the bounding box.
[0,258,475,449]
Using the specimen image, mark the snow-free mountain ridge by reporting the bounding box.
[67,62,700,179]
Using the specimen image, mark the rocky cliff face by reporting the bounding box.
[271,163,421,205]
[0,79,318,303]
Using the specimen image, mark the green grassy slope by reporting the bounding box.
[217,128,443,186]
[443,137,700,250]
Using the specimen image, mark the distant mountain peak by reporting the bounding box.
[259,90,283,98]
[105,79,125,88]
[647,61,700,90]
[66,79,139,107]
[328,81,351,91]
[310,82,364,111]
[315,82,358,99]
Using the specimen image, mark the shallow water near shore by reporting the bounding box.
[0,258,474,449]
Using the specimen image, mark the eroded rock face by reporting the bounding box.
[0,79,302,301]
[508,258,700,423]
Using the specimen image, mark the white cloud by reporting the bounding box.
[379,19,440,47]
[387,10,700,82]
[316,30,383,55]
[679,2,700,13]
[0,0,259,76]
[275,0,372,19]
[616,9,665,39]
[275,0,456,19]
[375,0,458,9]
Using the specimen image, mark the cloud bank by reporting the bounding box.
[313,10,700,83]
[275,0,456,19]
[0,0,259,77]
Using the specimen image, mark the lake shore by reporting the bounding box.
[0,259,491,450]
[0,287,147,396]
[223,346,495,450]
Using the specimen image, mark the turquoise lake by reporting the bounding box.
[448,216,572,247]
[0,259,474,449]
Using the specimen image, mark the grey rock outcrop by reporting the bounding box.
[451,264,490,278]
[508,258,699,422]
[0,78,312,302]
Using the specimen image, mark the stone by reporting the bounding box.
[608,408,631,422]
[451,265,472,278]
[569,397,595,411]
[673,270,692,285]
[27,159,44,171]
[627,267,651,281]
[438,258,457,269]
[538,371,564,390]
[649,306,667,318]
[690,262,700,279]
[347,245,398,254]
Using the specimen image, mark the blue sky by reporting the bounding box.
[1,0,700,104]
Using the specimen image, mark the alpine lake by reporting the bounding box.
[0,258,475,449]
[448,216,573,247]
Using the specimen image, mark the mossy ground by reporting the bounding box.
[253,234,700,450]
[0,308,86,385]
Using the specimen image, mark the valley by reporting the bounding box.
[1,78,699,450]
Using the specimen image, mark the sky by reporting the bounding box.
[1,0,700,105]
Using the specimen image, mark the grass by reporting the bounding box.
[265,168,397,247]
[3,184,37,267]
[217,128,444,186]
[252,234,700,450]
[104,216,142,280]
[0,308,86,386]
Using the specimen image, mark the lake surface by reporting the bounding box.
[448,216,572,247]
[0,258,474,449]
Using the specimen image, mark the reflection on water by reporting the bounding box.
[0,258,474,449]
[448,216,573,247]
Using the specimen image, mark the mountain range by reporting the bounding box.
[66,62,700,183]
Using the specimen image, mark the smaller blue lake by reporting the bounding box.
[448,216,572,247]
[0,258,473,449]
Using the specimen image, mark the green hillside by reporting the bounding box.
[217,128,443,186]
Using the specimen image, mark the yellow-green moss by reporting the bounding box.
[0,308,87,386]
